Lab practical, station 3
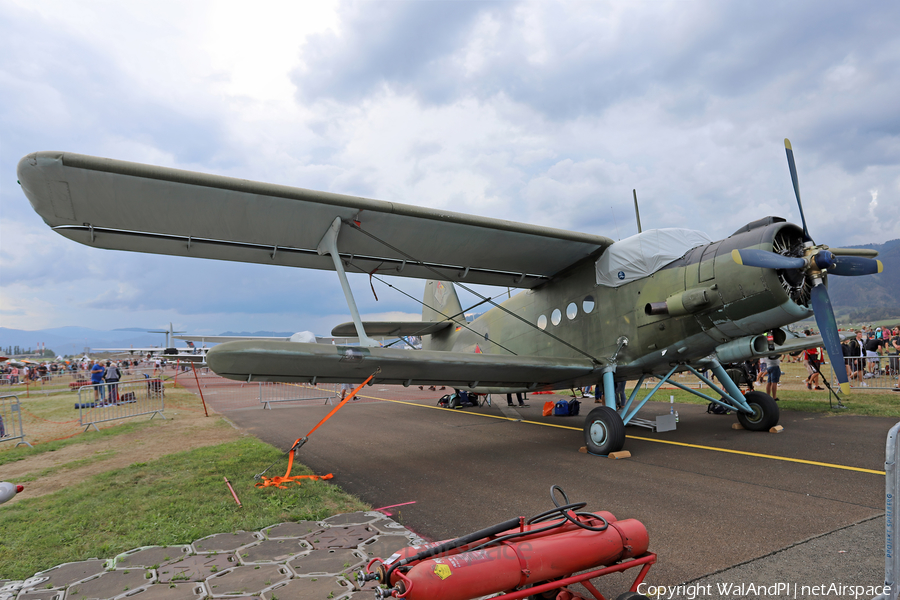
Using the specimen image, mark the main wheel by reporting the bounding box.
[583,406,626,455]
[736,391,779,431]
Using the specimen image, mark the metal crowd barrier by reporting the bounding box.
[258,381,340,409]
[0,394,33,448]
[832,356,900,390]
[877,422,900,600]
[76,377,166,431]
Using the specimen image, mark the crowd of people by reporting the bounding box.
[840,325,900,389]
[753,325,900,394]
[0,356,165,391]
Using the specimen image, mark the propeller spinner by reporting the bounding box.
[731,139,884,395]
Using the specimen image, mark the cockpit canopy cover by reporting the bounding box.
[595,228,713,288]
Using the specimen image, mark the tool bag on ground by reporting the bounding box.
[554,399,580,416]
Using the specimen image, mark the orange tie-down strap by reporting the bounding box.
[255,370,378,489]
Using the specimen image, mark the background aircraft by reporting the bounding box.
[95,323,187,356]
[17,141,882,453]
[175,331,359,346]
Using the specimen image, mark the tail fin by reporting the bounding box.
[422,280,463,322]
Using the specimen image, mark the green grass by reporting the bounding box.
[14,449,118,482]
[0,421,148,467]
[0,437,368,580]
[0,385,207,457]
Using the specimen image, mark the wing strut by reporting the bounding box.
[316,218,380,347]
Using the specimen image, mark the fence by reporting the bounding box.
[0,395,32,448]
[76,377,165,431]
[258,381,341,409]
[175,368,341,410]
[832,356,900,390]
[876,421,900,600]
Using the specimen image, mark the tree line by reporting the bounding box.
[2,346,56,357]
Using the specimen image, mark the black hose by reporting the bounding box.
[473,486,608,552]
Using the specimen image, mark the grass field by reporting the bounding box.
[0,385,368,580]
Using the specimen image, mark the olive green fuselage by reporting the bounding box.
[427,220,812,385]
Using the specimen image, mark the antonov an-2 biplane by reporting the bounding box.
[17,141,883,454]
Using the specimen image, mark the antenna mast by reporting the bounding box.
[633,189,642,234]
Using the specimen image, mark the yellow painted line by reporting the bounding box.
[622,434,885,475]
[368,396,885,476]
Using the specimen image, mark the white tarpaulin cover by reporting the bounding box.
[595,228,714,287]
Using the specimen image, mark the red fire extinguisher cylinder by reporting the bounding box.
[389,516,648,600]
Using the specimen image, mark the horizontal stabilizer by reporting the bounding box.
[206,340,598,390]
[330,321,453,337]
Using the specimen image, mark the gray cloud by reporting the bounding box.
[294,1,505,105]
[294,1,900,172]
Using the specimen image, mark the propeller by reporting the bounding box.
[731,248,805,270]
[829,255,884,277]
[730,139,886,395]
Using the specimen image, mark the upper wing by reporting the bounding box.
[18,152,613,288]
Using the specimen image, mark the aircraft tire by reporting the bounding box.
[736,391,779,431]
[583,406,626,455]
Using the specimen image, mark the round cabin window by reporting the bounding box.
[583,295,595,313]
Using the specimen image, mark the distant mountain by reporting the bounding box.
[828,239,900,319]
[0,327,309,356]
[0,327,177,356]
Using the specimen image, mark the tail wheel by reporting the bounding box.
[583,406,626,455]
[736,391,780,431]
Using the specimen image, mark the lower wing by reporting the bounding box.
[206,341,599,391]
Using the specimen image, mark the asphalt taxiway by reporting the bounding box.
[212,387,893,594]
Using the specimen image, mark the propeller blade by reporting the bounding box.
[828,247,879,258]
[784,139,810,241]
[810,285,850,395]
[732,248,806,270]
[828,256,884,277]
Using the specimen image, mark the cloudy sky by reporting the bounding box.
[2,0,898,337]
